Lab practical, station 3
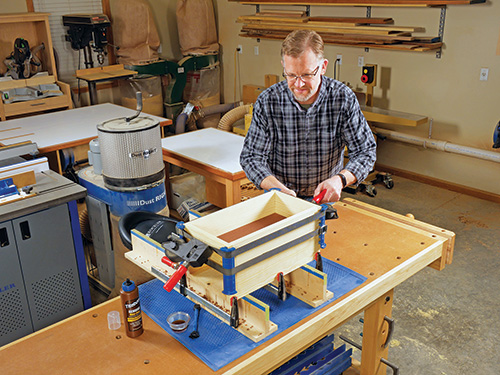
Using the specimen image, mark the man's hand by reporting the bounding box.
[314,170,357,203]
[314,176,343,203]
[260,175,297,197]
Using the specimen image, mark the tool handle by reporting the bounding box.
[313,189,327,204]
[161,256,176,268]
[164,263,188,292]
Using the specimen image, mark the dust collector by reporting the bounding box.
[97,115,164,192]
[78,93,168,290]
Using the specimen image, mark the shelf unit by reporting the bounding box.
[232,0,486,56]
[0,13,72,121]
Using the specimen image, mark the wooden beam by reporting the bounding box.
[25,0,34,12]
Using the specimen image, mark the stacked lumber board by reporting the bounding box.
[238,12,443,52]
[233,0,486,6]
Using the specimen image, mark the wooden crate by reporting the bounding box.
[183,190,323,297]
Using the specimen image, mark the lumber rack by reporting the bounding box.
[235,0,485,57]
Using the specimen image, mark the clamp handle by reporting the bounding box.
[313,189,327,204]
[164,262,188,292]
[161,256,176,268]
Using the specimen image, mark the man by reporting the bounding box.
[240,30,377,203]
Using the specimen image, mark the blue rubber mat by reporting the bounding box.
[138,259,366,371]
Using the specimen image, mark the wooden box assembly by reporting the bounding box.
[126,191,334,341]
[0,13,73,121]
[183,190,324,297]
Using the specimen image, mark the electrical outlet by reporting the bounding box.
[254,46,259,55]
[336,54,342,65]
[237,45,242,54]
[358,56,364,67]
[480,68,489,81]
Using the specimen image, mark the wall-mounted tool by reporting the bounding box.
[361,64,377,107]
[63,14,111,68]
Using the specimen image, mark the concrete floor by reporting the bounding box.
[332,175,500,374]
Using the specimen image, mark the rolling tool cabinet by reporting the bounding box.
[0,171,90,347]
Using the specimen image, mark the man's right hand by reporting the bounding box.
[260,176,297,197]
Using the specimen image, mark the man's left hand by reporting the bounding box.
[313,170,357,203]
[314,176,344,203]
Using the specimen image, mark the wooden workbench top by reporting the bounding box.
[0,198,454,375]
[75,64,137,82]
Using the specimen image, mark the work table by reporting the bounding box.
[0,198,454,374]
[0,103,171,153]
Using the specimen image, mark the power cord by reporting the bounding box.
[234,46,242,102]
[333,58,341,80]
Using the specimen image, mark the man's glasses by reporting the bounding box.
[282,65,320,83]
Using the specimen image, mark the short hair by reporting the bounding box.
[281,30,325,61]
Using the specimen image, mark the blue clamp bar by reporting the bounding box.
[175,221,186,240]
[221,247,237,295]
[318,204,328,249]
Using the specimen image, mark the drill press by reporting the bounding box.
[62,14,111,68]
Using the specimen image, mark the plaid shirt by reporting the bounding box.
[240,76,377,197]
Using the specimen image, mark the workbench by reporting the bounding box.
[0,103,172,172]
[75,65,137,105]
[0,197,454,375]
[162,128,250,208]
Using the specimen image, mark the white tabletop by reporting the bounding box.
[0,103,169,151]
[161,128,245,174]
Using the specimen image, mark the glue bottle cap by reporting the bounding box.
[122,278,136,292]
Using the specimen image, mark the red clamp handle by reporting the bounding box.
[161,256,176,268]
[164,263,188,292]
[313,189,327,204]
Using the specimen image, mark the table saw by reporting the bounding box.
[0,196,454,375]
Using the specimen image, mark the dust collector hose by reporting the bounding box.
[218,104,252,132]
[175,113,188,135]
[199,102,238,117]
[79,209,92,241]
